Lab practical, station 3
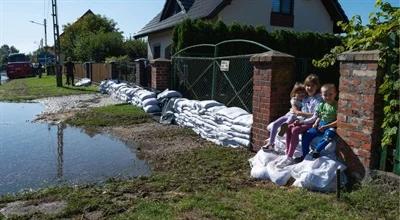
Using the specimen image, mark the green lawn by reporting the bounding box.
[0,76,97,101]
[66,104,151,127]
[0,146,398,219]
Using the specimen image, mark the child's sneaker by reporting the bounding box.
[293,156,305,163]
[311,151,321,159]
[262,143,274,153]
[276,157,294,168]
[278,123,288,136]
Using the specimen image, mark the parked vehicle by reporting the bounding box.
[6,53,33,79]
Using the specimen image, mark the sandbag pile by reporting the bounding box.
[173,98,253,148]
[99,80,160,113]
[248,127,347,192]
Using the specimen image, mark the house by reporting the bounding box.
[134,0,348,60]
[60,9,95,39]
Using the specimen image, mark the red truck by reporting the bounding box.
[6,53,33,79]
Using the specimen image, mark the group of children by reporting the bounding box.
[263,74,338,168]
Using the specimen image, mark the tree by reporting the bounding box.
[0,44,19,70]
[313,0,399,150]
[123,39,147,60]
[60,13,124,62]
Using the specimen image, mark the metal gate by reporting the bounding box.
[171,39,273,112]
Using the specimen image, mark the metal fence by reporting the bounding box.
[171,39,273,112]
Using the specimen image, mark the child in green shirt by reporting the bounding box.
[300,84,338,159]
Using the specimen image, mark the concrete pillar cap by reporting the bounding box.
[337,50,380,62]
[250,51,294,63]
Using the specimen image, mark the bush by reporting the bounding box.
[172,19,342,84]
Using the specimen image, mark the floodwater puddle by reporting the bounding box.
[0,102,150,195]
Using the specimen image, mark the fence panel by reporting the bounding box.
[74,64,85,79]
[92,63,111,83]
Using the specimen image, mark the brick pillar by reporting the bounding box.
[336,50,383,178]
[250,51,295,151]
[150,58,171,91]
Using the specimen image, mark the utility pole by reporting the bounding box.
[29,19,48,70]
[51,0,62,87]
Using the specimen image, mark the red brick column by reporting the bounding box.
[250,51,295,151]
[150,58,171,91]
[336,50,383,177]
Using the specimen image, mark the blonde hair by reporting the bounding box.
[304,74,321,88]
[321,83,337,92]
[290,82,306,98]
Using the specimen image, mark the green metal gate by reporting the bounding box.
[394,126,400,175]
[171,39,273,112]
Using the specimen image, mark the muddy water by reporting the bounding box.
[0,102,150,195]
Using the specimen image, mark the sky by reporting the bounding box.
[0,0,399,54]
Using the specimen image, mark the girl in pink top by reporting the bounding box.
[277,74,322,168]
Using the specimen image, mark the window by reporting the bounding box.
[165,44,172,59]
[272,0,293,15]
[270,0,294,27]
[153,45,161,59]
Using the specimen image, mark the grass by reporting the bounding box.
[0,75,97,101]
[0,85,398,219]
[65,104,151,127]
[1,146,399,219]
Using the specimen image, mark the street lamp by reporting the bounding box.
[30,19,48,68]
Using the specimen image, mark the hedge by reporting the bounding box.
[172,19,342,84]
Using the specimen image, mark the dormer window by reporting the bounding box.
[161,0,182,20]
[272,0,293,15]
[270,0,294,27]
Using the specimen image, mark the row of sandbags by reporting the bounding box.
[99,80,182,113]
[173,98,253,148]
[99,80,154,113]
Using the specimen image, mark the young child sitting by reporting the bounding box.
[263,83,307,151]
[300,83,338,160]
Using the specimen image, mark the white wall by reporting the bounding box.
[147,29,173,60]
[218,0,334,33]
[218,0,271,28]
[293,0,333,33]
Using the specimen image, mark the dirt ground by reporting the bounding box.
[34,94,207,166]
[33,94,123,123]
[105,122,208,167]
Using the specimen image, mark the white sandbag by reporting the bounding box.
[231,124,251,134]
[226,131,250,140]
[291,156,346,192]
[249,150,279,168]
[143,104,161,113]
[75,78,91,87]
[266,156,295,186]
[197,100,224,109]
[137,90,156,100]
[233,114,253,127]
[216,107,249,120]
[206,106,226,114]
[142,98,158,107]
[232,137,250,147]
[157,89,182,100]
[250,166,270,180]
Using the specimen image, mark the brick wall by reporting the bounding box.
[150,58,171,91]
[250,51,295,151]
[336,50,383,179]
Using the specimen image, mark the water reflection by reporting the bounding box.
[0,102,151,195]
[57,123,65,180]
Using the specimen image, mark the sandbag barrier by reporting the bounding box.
[173,99,252,148]
[99,80,253,148]
[100,80,164,113]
